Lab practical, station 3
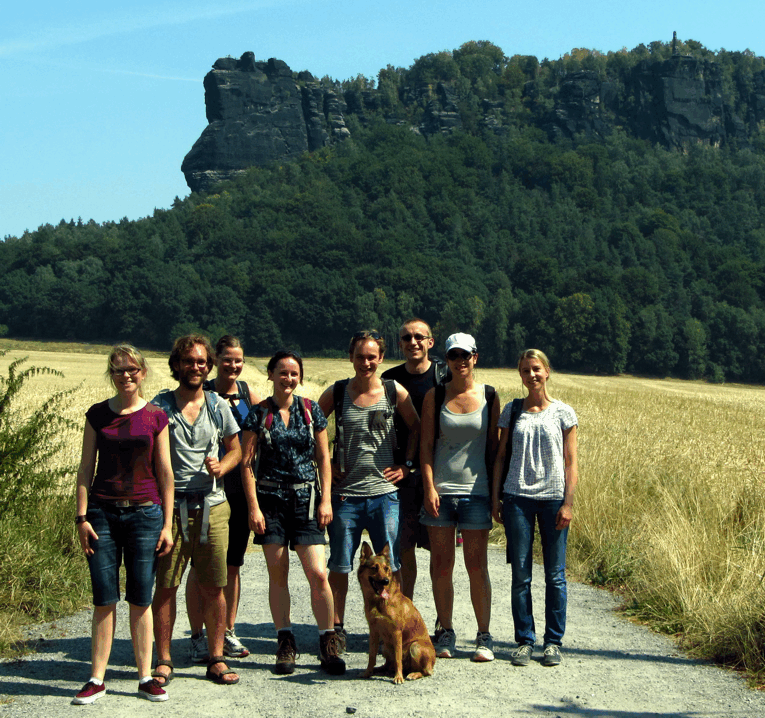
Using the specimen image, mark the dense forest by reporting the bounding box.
[3,39,765,381]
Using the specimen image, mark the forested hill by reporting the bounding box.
[2,39,765,382]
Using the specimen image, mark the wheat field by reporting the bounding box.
[3,343,765,673]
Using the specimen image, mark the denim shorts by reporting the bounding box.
[327,492,400,573]
[253,485,326,551]
[419,494,492,530]
[86,501,163,607]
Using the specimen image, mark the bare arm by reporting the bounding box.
[240,429,265,534]
[75,421,99,556]
[556,425,578,530]
[419,388,440,517]
[318,386,334,418]
[315,427,333,529]
[153,426,175,557]
[383,382,420,484]
[205,433,242,479]
[492,427,510,524]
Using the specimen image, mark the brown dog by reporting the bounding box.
[357,542,436,684]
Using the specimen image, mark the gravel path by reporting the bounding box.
[2,546,764,717]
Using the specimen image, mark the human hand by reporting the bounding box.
[317,499,333,529]
[77,521,98,556]
[556,503,573,530]
[156,527,174,557]
[204,456,222,479]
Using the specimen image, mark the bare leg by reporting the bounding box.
[328,570,349,625]
[262,544,291,629]
[295,544,333,630]
[198,582,238,683]
[90,604,117,680]
[427,526,456,629]
[462,529,491,633]
[151,586,178,683]
[185,566,204,635]
[224,566,241,630]
[129,603,153,678]
[400,546,417,600]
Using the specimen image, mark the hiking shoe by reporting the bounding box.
[435,628,456,658]
[472,632,495,662]
[319,631,346,675]
[334,625,347,655]
[73,681,105,704]
[137,679,168,702]
[541,644,562,666]
[510,644,533,666]
[275,632,297,675]
[190,631,209,663]
[223,628,250,658]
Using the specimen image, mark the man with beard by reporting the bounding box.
[150,335,242,686]
[381,319,449,600]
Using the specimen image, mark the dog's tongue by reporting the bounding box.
[381,587,390,600]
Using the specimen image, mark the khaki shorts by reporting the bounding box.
[156,501,230,589]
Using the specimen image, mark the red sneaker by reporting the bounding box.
[73,681,105,704]
[138,678,168,702]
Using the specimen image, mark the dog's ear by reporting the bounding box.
[360,541,373,560]
[381,542,391,560]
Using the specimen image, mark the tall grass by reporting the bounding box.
[3,346,765,679]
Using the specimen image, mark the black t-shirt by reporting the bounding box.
[381,360,449,485]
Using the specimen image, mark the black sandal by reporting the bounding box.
[206,655,239,685]
[151,658,174,685]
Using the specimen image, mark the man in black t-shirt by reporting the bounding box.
[381,318,449,600]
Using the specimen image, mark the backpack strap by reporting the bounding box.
[432,384,447,454]
[236,380,253,412]
[382,379,398,453]
[484,385,497,477]
[433,358,449,385]
[332,380,349,473]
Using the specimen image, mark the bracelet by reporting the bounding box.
[75,515,88,524]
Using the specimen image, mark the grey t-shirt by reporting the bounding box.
[433,387,489,496]
[498,399,577,501]
[151,389,239,507]
[334,387,397,498]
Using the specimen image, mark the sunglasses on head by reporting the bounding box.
[446,349,474,361]
[352,330,382,341]
[400,333,431,342]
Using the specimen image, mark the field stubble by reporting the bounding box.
[2,345,765,677]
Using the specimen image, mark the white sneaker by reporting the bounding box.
[223,628,250,658]
[435,628,456,658]
[472,632,495,662]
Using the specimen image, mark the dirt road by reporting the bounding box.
[2,546,763,717]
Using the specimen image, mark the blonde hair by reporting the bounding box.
[106,344,148,396]
[517,348,552,400]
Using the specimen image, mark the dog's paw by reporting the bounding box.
[392,674,404,685]
[362,669,374,679]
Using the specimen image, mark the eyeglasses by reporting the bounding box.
[400,333,431,342]
[446,350,474,362]
[110,367,141,377]
[352,330,382,341]
[181,359,209,368]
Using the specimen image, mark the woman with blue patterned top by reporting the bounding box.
[240,350,345,677]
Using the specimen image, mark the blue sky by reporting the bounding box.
[2,0,763,239]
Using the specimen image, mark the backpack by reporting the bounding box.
[432,358,449,385]
[332,378,397,473]
[500,398,525,486]
[433,383,497,478]
[203,378,254,417]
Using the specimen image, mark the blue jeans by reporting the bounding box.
[502,494,568,646]
[86,501,163,607]
[327,492,400,572]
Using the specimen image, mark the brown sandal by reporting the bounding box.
[206,656,239,685]
[151,658,174,685]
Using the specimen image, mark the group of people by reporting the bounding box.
[73,320,578,704]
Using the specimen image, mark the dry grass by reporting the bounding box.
[3,344,765,676]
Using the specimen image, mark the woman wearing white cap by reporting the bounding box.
[420,332,499,663]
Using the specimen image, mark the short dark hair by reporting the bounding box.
[267,349,304,383]
[348,330,386,356]
[168,334,215,381]
[399,317,432,335]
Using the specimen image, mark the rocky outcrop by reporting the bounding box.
[182,53,349,193]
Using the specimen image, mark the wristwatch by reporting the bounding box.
[404,460,414,469]
[75,515,88,524]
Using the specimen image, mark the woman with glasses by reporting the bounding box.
[73,345,174,704]
[318,330,420,651]
[420,333,499,663]
[492,349,578,668]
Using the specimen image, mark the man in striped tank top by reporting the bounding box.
[318,330,420,652]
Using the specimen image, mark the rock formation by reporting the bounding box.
[182,53,350,193]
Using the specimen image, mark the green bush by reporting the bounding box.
[0,352,87,654]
